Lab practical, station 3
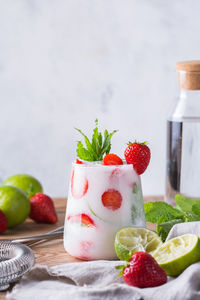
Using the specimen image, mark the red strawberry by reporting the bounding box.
[71,169,89,199]
[101,189,122,210]
[124,142,151,175]
[78,241,93,260]
[0,210,8,233]
[30,193,58,223]
[103,154,123,165]
[76,158,83,164]
[123,252,167,288]
[67,214,96,228]
[110,168,123,181]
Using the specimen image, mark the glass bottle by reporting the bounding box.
[166,61,200,205]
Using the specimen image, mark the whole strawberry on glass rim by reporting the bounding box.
[64,120,147,260]
[124,141,151,175]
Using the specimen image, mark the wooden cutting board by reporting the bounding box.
[0,196,162,299]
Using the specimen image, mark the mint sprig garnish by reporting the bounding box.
[75,119,117,161]
[144,194,200,242]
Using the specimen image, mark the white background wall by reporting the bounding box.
[0,0,200,196]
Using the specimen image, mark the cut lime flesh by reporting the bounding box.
[115,227,162,261]
[153,234,200,277]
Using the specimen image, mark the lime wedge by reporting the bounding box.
[153,234,200,277]
[114,227,163,261]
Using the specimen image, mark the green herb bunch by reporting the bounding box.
[75,119,117,161]
[144,194,200,242]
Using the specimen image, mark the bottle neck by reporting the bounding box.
[171,89,200,121]
[180,89,200,100]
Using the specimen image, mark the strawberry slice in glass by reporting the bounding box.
[67,213,96,228]
[71,169,89,199]
[77,241,93,260]
[101,189,122,210]
[76,158,83,164]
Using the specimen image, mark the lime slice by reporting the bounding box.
[114,227,163,261]
[153,234,200,277]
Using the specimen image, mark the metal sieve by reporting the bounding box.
[0,241,35,291]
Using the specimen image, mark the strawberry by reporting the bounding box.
[30,193,58,223]
[102,153,123,165]
[110,168,123,181]
[122,252,167,288]
[78,241,93,260]
[101,189,122,210]
[67,214,96,228]
[124,141,151,175]
[0,210,8,233]
[76,158,83,164]
[71,169,89,199]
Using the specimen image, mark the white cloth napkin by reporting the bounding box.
[7,222,200,300]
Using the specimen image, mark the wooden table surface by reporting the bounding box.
[0,196,162,300]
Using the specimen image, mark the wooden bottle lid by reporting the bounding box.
[176,60,200,72]
[176,60,200,90]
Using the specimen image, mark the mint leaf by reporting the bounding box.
[100,129,117,157]
[91,121,103,158]
[175,194,200,213]
[192,202,200,218]
[144,202,184,224]
[76,141,94,161]
[132,183,139,194]
[157,219,183,242]
[75,128,98,160]
[184,211,200,222]
[145,195,200,241]
[75,120,117,161]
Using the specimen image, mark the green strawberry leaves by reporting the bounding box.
[115,262,129,277]
[75,119,117,161]
[145,194,200,242]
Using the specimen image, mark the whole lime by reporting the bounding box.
[2,174,43,198]
[0,186,30,228]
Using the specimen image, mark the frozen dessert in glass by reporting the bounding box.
[64,120,150,260]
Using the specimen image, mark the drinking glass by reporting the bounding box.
[64,161,145,260]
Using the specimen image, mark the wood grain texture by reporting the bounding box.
[0,196,163,299]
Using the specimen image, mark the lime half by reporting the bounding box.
[153,234,200,277]
[114,227,162,261]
